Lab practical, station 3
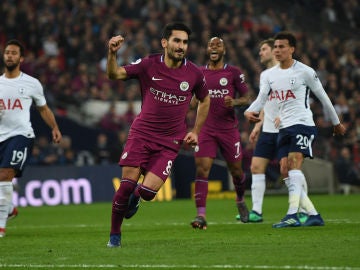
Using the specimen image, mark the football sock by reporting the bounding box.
[299,176,308,213]
[111,179,137,234]
[194,177,208,217]
[8,203,14,215]
[284,177,308,214]
[251,174,266,214]
[0,182,13,229]
[234,174,246,203]
[286,170,303,215]
[299,189,318,215]
[302,176,308,194]
[299,175,318,215]
[137,184,157,201]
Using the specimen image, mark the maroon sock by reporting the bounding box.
[194,177,208,216]
[137,184,158,201]
[233,174,246,203]
[110,179,137,235]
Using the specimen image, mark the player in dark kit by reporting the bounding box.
[190,37,250,229]
[106,22,210,247]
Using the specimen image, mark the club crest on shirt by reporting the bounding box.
[219,77,228,86]
[290,78,296,85]
[18,88,25,94]
[180,81,189,91]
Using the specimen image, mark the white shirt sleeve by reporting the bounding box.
[245,70,271,113]
[32,78,47,107]
[305,70,340,126]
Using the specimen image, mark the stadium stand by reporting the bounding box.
[1,0,359,193]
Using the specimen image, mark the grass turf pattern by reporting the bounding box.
[1,195,359,270]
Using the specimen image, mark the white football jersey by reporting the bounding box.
[247,60,340,129]
[261,68,279,133]
[0,72,46,142]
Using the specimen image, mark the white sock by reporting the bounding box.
[283,177,290,188]
[299,190,318,216]
[298,175,308,213]
[302,176,308,194]
[286,170,303,215]
[251,174,266,214]
[299,175,318,215]
[0,182,13,229]
[8,203,14,215]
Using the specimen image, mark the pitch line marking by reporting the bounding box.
[0,264,359,269]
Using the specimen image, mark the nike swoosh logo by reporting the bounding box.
[10,161,20,165]
[152,76,163,81]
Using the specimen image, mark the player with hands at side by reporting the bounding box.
[244,38,309,224]
[190,37,250,229]
[244,31,346,228]
[0,39,62,237]
[239,38,280,223]
[106,22,210,247]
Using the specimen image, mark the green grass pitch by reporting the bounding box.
[1,195,360,270]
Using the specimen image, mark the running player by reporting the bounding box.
[106,22,210,247]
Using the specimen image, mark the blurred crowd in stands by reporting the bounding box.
[1,0,360,189]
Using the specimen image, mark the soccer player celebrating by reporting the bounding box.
[0,39,62,237]
[106,22,210,247]
[244,31,346,228]
[190,37,250,229]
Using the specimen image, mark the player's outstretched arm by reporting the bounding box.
[106,35,127,80]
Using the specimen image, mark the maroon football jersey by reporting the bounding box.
[200,64,248,131]
[124,54,208,149]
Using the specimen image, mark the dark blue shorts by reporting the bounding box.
[277,124,317,160]
[253,132,278,160]
[0,135,34,177]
